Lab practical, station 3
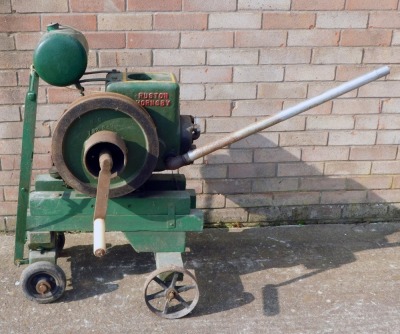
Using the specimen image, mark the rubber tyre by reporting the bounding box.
[20,261,66,304]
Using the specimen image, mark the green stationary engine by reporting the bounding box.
[14,23,390,319]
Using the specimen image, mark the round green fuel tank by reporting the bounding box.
[33,23,88,86]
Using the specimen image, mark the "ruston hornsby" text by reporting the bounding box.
[136,92,172,107]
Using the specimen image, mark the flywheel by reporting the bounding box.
[52,92,159,198]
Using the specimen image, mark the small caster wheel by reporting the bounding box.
[20,261,66,304]
[143,266,199,319]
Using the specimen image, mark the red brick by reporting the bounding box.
[70,0,125,12]
[86,32,126,49]
[204,208,248,223]
[260,47,311,64]
[0,201,17,215]
[288,30,340,46]
[235,31,286,47]
[355,115,379,129]
[278,162,324,177]
[98,14,152,31]
[14,32,41,50]
[252,178,299,192]
[226,193,273,208]
[183,0,236,11]
[359,82,400,98]
[0,122,22,139]
[372,161,400,174]
[181,67,232,84]
[203,179,252,194]
[258,83,307,99]
[341,29,392,47]
[376,131,400,145]
[206,117,255,133]
[196,194,225,209]
[364,47,400,64]
[368,189,400,203]
[239,0,290,10]
[180,100,231,117]
[181,31,234,48]
[0,88,27,105]
[306,115,354,130]
[285,65,335,81]
[292,0,345,10]
[302,146,349,161]
[33,154,52,169]
[299,177,346,191]
[350,146,397,160]
[209,13,261,30]
[335,65,378,81]
[208,50,258,65]
[0,139,21,154]
[99,50,152,67]
[206,83,257,100]
[321,191,367,204]
[347,0,398,10]
[325,161,371,175]
[232,100,283,117]
[0,34,14,50]
[179,165,227,179]
[369,12,400,28]
[4,187,17,201]
[328,131,376,146]
[154,50,205,66]
[0,155,20,170]
[0,15,40,32]
[332,99,380,114]
[12,0,68,13]
[263,12,316,29]
[316,12,368,28]
[154,13,207,31]
[228,163,275,178]
[273,191,320,206]
[47,87,85,104]
[280,132,328,146]
[234,66,284,83]
[0,71,17,86]
[41,15,97,31]
[179,84,205,100]
[205,149,253,164]
[0,51,32,69]
[347,176,393,190]
[128,0,181,11]
[0,106,20,122]
[0,1,11,13]
[127,32,179,49]
[313,47,363,64]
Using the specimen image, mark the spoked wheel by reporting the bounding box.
[20,261,66,304]
[143,266,200,319]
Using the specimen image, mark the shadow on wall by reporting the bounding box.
[179,132,400,227]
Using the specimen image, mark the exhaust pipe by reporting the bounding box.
[166,66,390,170]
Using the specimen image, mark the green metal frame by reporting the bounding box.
[14,68,203,266]
[14,68,39,265]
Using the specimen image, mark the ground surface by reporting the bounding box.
[1,223,400,333]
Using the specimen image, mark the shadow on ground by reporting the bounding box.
[59,223,400,317]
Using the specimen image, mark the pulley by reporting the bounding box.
[52,92,159,198]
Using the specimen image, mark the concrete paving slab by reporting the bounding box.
[1,223,400,333]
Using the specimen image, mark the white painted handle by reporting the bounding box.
[93,218,106,257]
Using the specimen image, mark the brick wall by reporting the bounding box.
[2,0,400,230]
